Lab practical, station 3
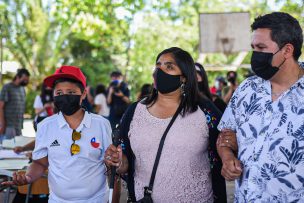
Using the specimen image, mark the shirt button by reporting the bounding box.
[253,154,258,161]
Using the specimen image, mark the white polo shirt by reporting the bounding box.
[33,111,112,203]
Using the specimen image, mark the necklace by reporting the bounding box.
[271,67,304,97]
[271,91,284,96]
[298,67,304,79]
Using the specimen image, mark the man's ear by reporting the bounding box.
[282,43,294,59]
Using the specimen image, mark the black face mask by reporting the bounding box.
[54,95,81,116]
[197,81,204,92]
[20,81,28,86]
[227,77,236,85]
[45,89,53,95]
[153,68,181,94]
[251,50,285,80]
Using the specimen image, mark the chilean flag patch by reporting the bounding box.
[91,137,100,148]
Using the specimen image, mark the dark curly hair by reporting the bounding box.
[251,12,303,60]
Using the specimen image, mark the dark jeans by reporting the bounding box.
[13,191,48,203]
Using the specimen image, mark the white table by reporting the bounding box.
[0,136,33,203]
[1,136,35,150]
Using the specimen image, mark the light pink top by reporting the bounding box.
[129,103,213,203]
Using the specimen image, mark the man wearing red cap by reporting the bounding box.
[2,66,112,203]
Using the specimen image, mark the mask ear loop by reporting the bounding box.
[81,104,90,113]
[273,45,286,69]
[277,58,286,69]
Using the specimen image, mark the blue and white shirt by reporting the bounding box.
[218,63,304,202]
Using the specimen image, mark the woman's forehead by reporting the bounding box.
[157,53,175,63]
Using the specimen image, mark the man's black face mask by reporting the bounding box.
[251,48,285,80]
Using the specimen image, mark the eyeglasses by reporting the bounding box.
[71,130,81,156]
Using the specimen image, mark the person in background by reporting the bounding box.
[107,71,130,129]
[94,84,110,118]
[14,84,55,154]
[81,86,94,113]
[222,71,238,103]
[0,68,30,147]
[137,84,153,101]
[211,76,227,98]
[195,62,227,113]
[85,85,95,107]
[33,84,55,131]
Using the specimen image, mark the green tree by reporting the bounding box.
[1,0,71,82]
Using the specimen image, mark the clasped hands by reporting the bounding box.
[217,129,242,181]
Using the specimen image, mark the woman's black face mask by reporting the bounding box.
[153,68,181,94]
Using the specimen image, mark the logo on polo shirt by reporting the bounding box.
[50,140,60,147]
[91,137,100,148]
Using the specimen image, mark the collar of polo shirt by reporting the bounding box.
[57,111,92,129]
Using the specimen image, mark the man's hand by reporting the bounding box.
[1,171,32,186]
[43,103,52,108]
[217,129,238,153]
[13,146,24,154]
[221,151,242,181]
[114,91,124,98]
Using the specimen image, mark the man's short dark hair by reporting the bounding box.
[16,68,30,78]
[251,12,303,60]
[110,71,122,78]
[53,78,85,93]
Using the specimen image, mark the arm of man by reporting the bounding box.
[121,95,130,104]
[107,87,114,105]
[1,157,48,186]
[114,91,130,104]
[0,101,6,134]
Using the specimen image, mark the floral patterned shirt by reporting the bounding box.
[218,62,304,202]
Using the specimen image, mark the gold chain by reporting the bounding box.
[271,66,303,97]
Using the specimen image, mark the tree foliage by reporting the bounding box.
[0,0,303,114]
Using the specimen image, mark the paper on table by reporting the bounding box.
[0,169,14,177]
[2,136,35,149]
[0,150,28,159]
[0,159,29,170]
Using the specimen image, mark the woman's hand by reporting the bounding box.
[217,129,238,153]
[104,144,123,168]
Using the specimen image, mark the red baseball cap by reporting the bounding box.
[44,65,86,88]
